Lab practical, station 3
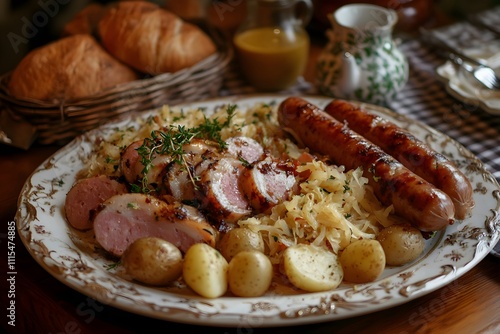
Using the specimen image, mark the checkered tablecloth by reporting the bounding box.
[221,16,500,183]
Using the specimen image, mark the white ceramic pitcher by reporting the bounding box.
[316,4,409,105]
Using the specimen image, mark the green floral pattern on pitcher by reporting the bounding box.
[316,4,409,105]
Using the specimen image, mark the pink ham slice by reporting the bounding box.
[65,175,128,230]
[93,193,217,257]
[198,157,252,224]
[240,157,298,213]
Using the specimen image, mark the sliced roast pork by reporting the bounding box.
[120,140,143,184]
[225,136,264,164]
[163,139,220,202]
[198,157,252,224]
[93,193,217,256]
[240,157,298,213]
[120,140,171,192]
[65,175,128,230]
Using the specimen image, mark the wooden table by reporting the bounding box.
[2,38,500,334]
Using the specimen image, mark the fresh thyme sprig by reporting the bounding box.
[133,105,237,194]
[104,261,121,270]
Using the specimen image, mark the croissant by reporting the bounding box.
[7,34,138,102]
[98,1,217,75]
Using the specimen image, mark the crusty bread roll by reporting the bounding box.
[8,34,138,102]
[98,1,217,75]
[62,3,107,37]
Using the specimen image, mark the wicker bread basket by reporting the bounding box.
[0,32,233,145]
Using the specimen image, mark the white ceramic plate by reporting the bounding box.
[16,95,500,327]
[436,41,500,115]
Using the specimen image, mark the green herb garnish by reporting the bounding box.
[343,180,351,193]
[104,261,121,270]
[135,105,237,194]
[238,156,250,167]
[127,202,139,209]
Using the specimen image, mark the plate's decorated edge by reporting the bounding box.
[14,95,500,327]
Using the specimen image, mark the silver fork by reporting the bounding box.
[420,28,500,90]
[472,65,500,90]
[450,53,500,90]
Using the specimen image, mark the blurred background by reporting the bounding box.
[1,0,499,75]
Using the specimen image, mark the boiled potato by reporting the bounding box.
[218,227,265,261]
[183,243,228,298]
[121,237,183,286]
[283,244,343,292]
[228,250,273,297]
[377,224,425,266]
[339,239,385,284]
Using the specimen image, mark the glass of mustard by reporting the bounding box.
[233,0,313,91]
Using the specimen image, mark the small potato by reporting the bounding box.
[218,227,265,261]
[340,239,385,284]
[228,250,273,297]
[377,224,425,266]
[122,237,183,286]
[183,243,228,298]
[283,244,343,292]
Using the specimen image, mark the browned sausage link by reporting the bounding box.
[324,99,474,219]
[277,97,455,232]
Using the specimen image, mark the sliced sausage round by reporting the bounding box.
[65,175,128,230]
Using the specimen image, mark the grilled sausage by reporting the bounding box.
[324,99,474,219]
[277,97,455,232]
